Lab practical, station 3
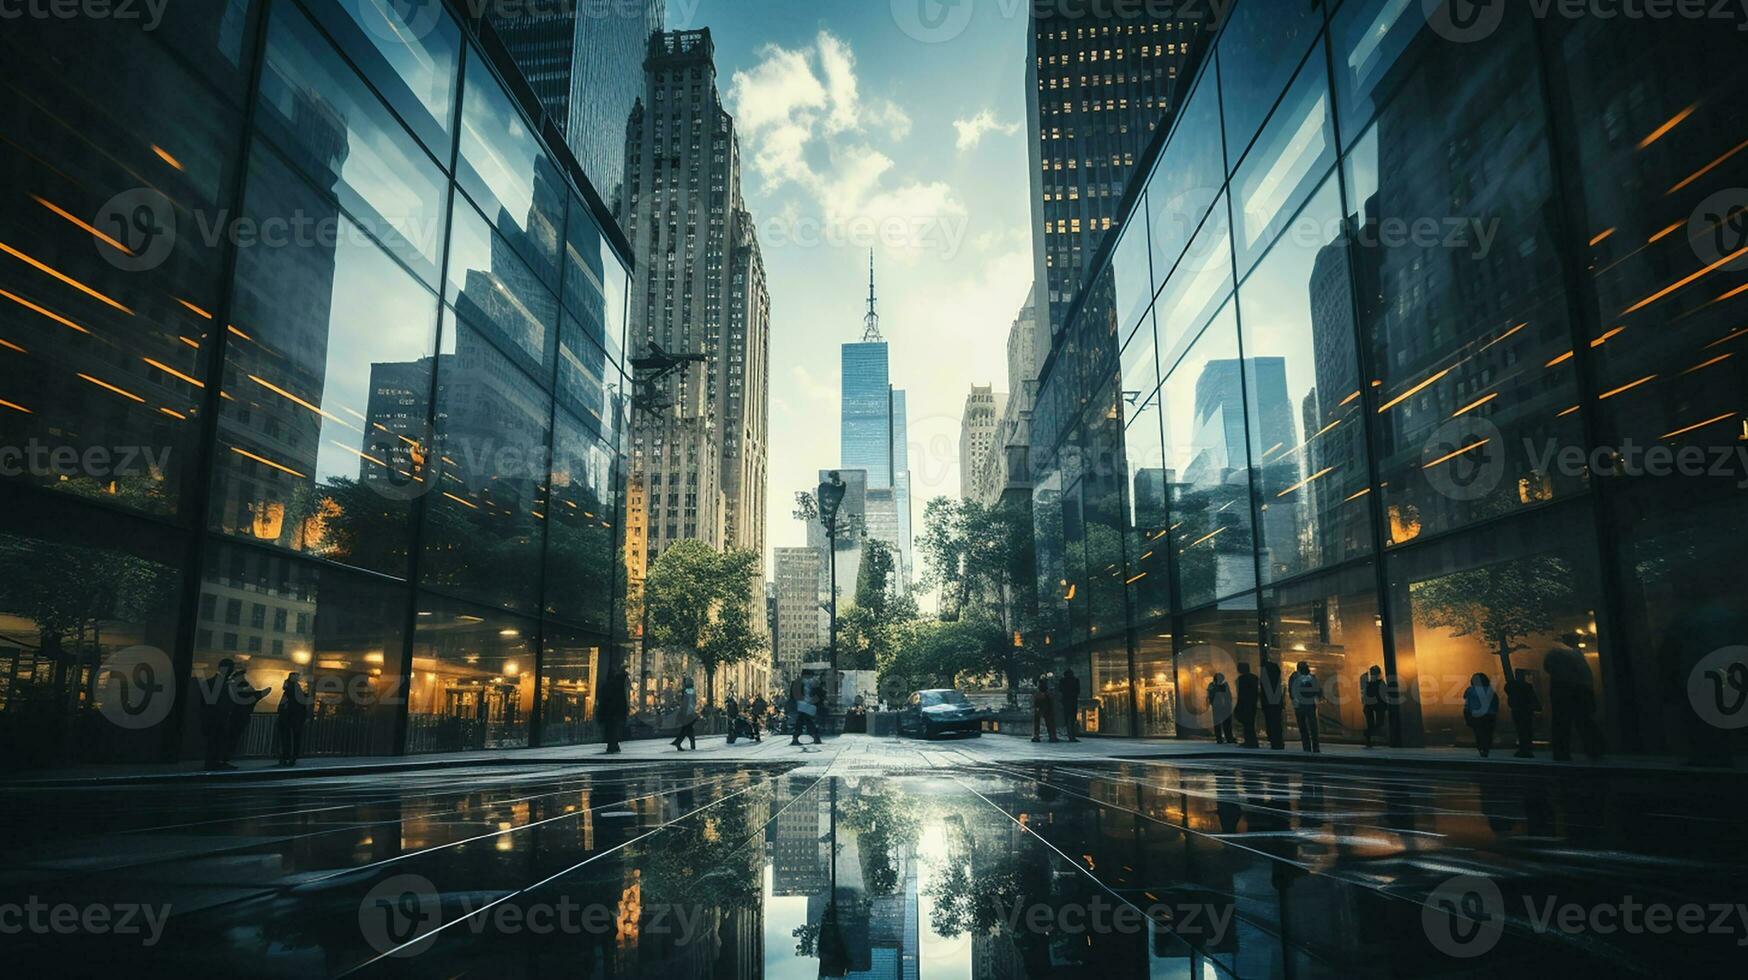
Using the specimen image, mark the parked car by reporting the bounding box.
[898,689,982,739]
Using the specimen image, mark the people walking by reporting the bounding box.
[275,672,308,767]
[1059,668,1081,742]
[1289,662,1321,753]
[1206,672,1235,744]
[1261,656,1286,750]
[1031,675,1058,743]
[725,696,742,744]
[1504,668,1540,758]
[748,694,767,741]
[670,677,699,751]
[1361,665,1387,749]
[598,665,629,754]
[1544,635,1604,761]
[791,677,823,745]
[1235,662,1259,748]
[1463,673,1499,758]
[201,659,236,769]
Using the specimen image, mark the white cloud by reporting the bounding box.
[952,109,1021,152]
[728,32,950,258]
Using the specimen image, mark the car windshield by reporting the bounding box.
[920,690,971,707]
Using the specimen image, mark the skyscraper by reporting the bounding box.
[488,0,665,212]
[621,29,771,565]
[840,257,911,588]
[773,547,823,686]
[959,384,1006,505]
[1026,10,1209,338]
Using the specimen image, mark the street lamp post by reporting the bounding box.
[817,472,847,719]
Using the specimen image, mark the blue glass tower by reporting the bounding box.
[841,255,893,489]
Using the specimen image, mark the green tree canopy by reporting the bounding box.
[644,540,765,705]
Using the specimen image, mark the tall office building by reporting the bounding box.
[959,384,1006,505]
[773,547,823,684]
[1026,9,1209,338]
[840,256,912,589]
[488,0,665,212]
[620,29,771,567]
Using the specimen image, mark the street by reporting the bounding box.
[2,735,1743,977]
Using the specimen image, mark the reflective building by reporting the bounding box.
[0,0,637,765]
[1028,0,1748,755]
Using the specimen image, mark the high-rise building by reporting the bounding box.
[0,0,637,764]
[959,384,1006,505]
[840,257,912,589]
[773,547,823,685]
[1026,9,1210,338]
[488,0,665,213]
[620,29,771,567]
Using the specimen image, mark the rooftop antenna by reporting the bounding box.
[862,250,883,342]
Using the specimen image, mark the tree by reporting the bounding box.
[1413,555,1576,676]
[838,538,919,672]
[883,616,1003,690]
[916,496,1043,701]
[643,540,765,706]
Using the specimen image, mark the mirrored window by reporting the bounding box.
[1148,71,1227,279]
[210,142,441,578]
[1231,58,1336,275]
[446,197,558,371]
[1218,0,1323,167]
[320,0,461,156]
[407,595,536,752]
[457,47,564,286]
[1156,194,1234,379]
[545,410,616,632]
[1161,301,1257,608]
[257,0,449,284]
[1238,174,1374,584]
[419,318,552,614]
[539,625,603,746]
[1110,212,1154,346]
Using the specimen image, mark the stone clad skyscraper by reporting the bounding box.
[620,27,771,584]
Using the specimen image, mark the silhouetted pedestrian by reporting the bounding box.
[1059,668,1081,742]
[1260,657,1286,750]
[1361,665,1387,749]
[1235,662,1259,748]
[725,696,742,744]
[791,677,823,745]
[1289,662,1321,753]
[749,694,767,741]
[1544,635,1604,761]
[275,672,308,767]
[1463,673,1499,758]
[1206,672,1234,744]
[1504,669,1539,758]
[200,659,236,769]
[598,666,629,754]
[224,663,268,767]
[1031,675,1058,742]
[670,677,698,750]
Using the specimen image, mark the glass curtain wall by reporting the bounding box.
[0,0,632,766]
[1029,0,1748,753]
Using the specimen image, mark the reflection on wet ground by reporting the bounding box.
[1,751,1743,976]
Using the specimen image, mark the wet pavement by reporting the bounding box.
[1,737,1744,977]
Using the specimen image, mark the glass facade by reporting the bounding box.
[1029,0,1748,754]
[0,0,635,766]
[840,341,894,489]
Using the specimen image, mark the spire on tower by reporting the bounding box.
[862,250,883,342]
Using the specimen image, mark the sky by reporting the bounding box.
[663,0,1036,579]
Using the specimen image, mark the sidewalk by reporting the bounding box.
[5,729,1741,786]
